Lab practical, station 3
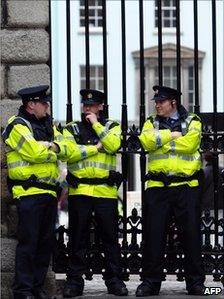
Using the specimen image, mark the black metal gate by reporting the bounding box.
[52,0,224,283]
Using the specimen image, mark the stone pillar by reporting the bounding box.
[1,1,55,298]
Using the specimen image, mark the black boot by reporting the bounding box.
[105,277,128,296]
[135,280,161,297]
[63,277,84,298]
[188,285,207,296]
[33,288,50,299]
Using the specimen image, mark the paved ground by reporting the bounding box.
[55,274,223,298]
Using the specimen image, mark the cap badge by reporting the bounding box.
[87,93,92,99]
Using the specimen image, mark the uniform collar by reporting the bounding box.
[168,111,179,120]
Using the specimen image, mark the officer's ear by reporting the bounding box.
[27,100,36,110]
[171,99,177,107]
[98,103,104,111]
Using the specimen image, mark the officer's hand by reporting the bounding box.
[50,142,60,153]
[171,131,182,139]
[85,112,98,124]
[38,141,51,148]
[38,141,59,153]
[96,141,103,150]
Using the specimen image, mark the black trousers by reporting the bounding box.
[142,186,205,290]
[13,194,57,296]
[67,195,122,281]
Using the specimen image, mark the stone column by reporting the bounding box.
[1,1,55,298]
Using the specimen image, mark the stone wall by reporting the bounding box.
[1,1,54,298]
[1,0,50,125]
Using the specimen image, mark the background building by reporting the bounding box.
[51,0,224,123]
[51,0,224,190]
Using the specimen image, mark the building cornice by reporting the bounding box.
[132,43,206,59]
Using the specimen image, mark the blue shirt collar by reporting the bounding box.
[169,111,179,120]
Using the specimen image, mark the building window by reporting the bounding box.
[80,0,103,27]
[154,66,177,89]
[132,44,205,115]
[155,0,176,28]
[188,66,194,112]
[154,65,195,111]
[80,65,104,90]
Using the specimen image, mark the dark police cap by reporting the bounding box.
[151,85,182,101]
[80,89,104,105]
[18,85,51,102]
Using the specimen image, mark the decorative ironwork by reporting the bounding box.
[53,116,224,284]
[53,226,68,273]
[53,0,224,286]
[127,125,141,151]
[53,204,224,282]
[218,136,224,151]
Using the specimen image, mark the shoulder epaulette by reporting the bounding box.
[66,120,76,127]
[65,121,82,144]
[146,114,159,129]
[106,120,119,130]
[189,113,201,122]
[2,116,32,142]
[181,113,201,135]
[147,114,156,122]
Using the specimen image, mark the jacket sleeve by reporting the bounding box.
[52,126,70,160]
[61,128,98,163]
[5,124,57,163]
[163,119,202,154]
[139,120,172,152]
[92,121,121,154]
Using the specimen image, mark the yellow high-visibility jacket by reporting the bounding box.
[139,111,202,188]
[2,115,67,199]
[62,119,121,198]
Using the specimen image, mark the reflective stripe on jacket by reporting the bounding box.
[139,112,202,188]
[62,120,121,198]
[3,115,65,198]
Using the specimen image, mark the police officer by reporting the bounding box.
[2,85,68,299]
[62,89,128,297]
[136,86,206,296]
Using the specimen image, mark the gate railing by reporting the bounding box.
[53,112,224,281]
[52,0,224,282]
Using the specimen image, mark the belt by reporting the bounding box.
[145,171,201,186]
[7,174,61,193]
[66,170,123,189]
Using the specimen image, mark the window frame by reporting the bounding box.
[138,60,199,115]
[155,0,176,28]
[80,65,104,91]
[154,65,177,89]
[79,0,103,28]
